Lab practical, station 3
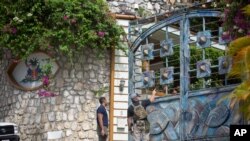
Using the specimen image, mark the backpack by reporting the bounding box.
[132,101,148,120]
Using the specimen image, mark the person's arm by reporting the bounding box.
[127,116,133,131]
[127,106,134,132]
[97,113,105,136]
[149,89,157,102]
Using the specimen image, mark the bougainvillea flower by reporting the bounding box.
[70,19,77,24]
[234,10,249,30]
[38,89,56,97]
[63,15,68,20]
[97,31,105,37]
[11,28,17,34]
[221,31,231,40]
[42,76,50,86]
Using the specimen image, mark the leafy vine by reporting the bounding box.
[0,0,125,60]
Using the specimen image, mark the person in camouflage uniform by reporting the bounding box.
[127,89,156,141]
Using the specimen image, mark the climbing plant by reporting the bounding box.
[215,0,250,39]
[225,35,250,119]
[0,0,125,59]
[220,2,250,119]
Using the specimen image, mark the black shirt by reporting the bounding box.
[127,99,151,120]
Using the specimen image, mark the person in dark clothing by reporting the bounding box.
[127,89,157,141]
[97,97,108,141]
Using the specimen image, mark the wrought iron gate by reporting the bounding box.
[128,9,242,141]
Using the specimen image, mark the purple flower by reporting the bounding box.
[38,89,56,97]
[38,89,46,97]
[70,19,77,24]
[97,31,105,37]
[11,27,17,34]
[221,31,231,40]
[63,15,68,20]
[42,76,50,86]
[234,10,249,30]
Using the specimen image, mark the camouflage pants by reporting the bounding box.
[131,122,150,141]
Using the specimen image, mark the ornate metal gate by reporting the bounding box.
[128,9,242,141]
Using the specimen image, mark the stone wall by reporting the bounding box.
[108,0,194,16]
[108,0,170,16]
[0,48,111,141]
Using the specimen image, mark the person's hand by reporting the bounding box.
[101,129,105,136]
[129,128,133,134]
[152,88,157,95]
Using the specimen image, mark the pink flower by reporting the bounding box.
[38,89,46,97]
[11,27,17,34]
[221,31,231,40]
[97,31,105,37]
[234,10,249,30]
[70,19,77,24]
[38,89,56,97]
[63,15,68,20]
[42,76,50,86]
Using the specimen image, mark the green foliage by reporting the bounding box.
[0,0,125,59]
[216,1,250,119]
[167,46,224,68]
[41,58,53,76]
[161,46,224,90]
[91,86,109,97]
[137,7,152,18]
[216,0,249,39]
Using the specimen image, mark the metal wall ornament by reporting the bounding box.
[196,59,211,78]
[160,67,174,85]
[160,39,174,57]
[219,27,231,45]
[141,43,154,60]
[218,56,232,75]
[142,71,155,88]
[196,30,211,48]
[130,24,142,35]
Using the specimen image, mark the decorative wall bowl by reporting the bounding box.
[7,52,59,91]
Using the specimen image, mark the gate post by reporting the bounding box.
[179,13,190,141]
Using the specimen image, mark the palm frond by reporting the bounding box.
[242,4,250,16]
[228,36,250,56]
[228,46,250,79]
[223,81,250,119]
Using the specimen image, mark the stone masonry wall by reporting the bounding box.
[0,48,111,141]
[108,0,178,16]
